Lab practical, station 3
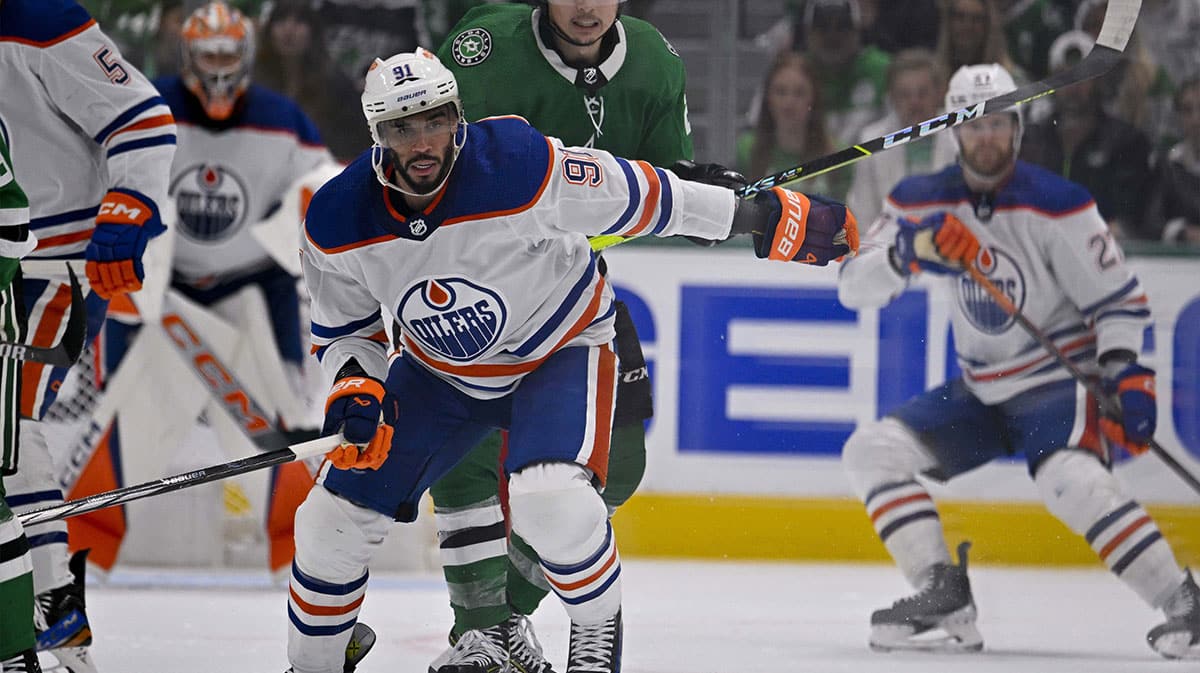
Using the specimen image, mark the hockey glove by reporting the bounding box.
[731,186,858,265]
[668,160,748,247]
[892,212,980,276]
[323,374,394,470]
[1099,362,1157,456]
[85,189,167,299]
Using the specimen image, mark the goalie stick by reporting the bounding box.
[18,435,340,526]
[0,264,86,366]
[588,0,1142,252]
[966,265,1200,497]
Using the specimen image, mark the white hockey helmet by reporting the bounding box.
[945,63,1023,159]
[181,1,255,121]
[362,48,467,196]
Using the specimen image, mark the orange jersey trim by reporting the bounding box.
[108,114,176,141]
[35,228,95,251]
[0,19,96,47]
[622,161,662,237]
[441,136,556,227]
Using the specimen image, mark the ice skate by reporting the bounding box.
[1148,569,1200,660]
[283,621,376,673]
[428,623,509,673]
[0,650,42,673]
[869,541,983,653]
[509,614,556,673]
[34,551,95,673]
[566,610,621,673]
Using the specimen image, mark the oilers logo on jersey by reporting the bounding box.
[172,163,248,242]
[400,278,508,362]
[956,247,1026,335]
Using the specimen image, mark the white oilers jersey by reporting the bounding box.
[0,0,175,258]
[839,161,1150,405]
[303,116,734,398]
[156,78,333,284]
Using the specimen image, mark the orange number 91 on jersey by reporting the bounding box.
[561,152,604,187]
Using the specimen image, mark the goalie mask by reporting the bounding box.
[181,1,255,121]
[945,64,1022,185]
[362,48,467,197]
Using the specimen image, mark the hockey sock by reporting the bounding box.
[0,499,36,659]
[1036,449,1186,607]
[5,422,72,595]
[864,479,951,586]
[287,561,367,673]
[506,530,551,617]
[509,463,621,625]
[436,495,510,634]
[599,423,647,511]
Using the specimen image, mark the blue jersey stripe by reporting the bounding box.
[510,256,597,358]
[1096,308,1152,322]
[1080,278,1139,316]
[600,158,640,236]
[4,489,64,507]
[94,96,167,144]
[311,310,382,341]
[650,168,673,235]
[107,134,176,158]
[30,206,99,230]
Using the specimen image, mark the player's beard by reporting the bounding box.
[398,144,454,195]
[961,136,1015,184]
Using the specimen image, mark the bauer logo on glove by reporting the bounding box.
[323,374,394,470]
[730,186,859,266]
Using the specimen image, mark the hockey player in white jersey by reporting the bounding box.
[0,1,175,671]
[286,48,856,673]
[838,64,1199,659]
[98,1,334,575]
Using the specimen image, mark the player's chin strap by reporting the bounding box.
[371,119,468,199]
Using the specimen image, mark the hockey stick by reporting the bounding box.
[18,435,340,526]
[160,292,318,451]
[966,265,1200,496]
[589,0,1142,252]
[0,264,86,366]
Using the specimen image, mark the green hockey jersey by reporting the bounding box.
[437,3,693,167]
[0,137,27,291]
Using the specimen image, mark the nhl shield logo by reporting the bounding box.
[399,278,508,361]
[957,247,1026,335]
[409,218,428,236]
[452,28,492,67]
[171,164,249,242]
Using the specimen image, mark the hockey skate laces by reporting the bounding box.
[444,627,508,666]
[513,615,547,661]
[569,620,618,671]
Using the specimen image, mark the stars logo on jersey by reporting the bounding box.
[171,164,249,243]
[957,247,1026,335]
[399,277,508,361]
[452,28,492,67]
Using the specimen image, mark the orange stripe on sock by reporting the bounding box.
[1098,516,1151,561]
[869,493,931,523]
[289,587,365,617]
[547,545,618,592]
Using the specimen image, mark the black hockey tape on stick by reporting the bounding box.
[589,0,1142,253]
[18,435,340,526]
[0,264,86,366]
[966,265,1200,497]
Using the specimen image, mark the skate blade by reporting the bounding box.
[1150,631,1200,660]
[870,608,984,654]
[36,647,99,673]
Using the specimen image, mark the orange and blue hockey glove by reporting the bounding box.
[323,373,393,470]
[1099,362,1157,456]
[86,188,166,299]
[731,186,859,265]
[892,212,980,276]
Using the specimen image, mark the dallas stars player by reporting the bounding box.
[0,136,42,673]
[431,1,693,671]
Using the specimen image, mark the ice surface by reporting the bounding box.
[80,559,1172,672]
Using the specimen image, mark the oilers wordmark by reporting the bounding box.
[400,278,508,361]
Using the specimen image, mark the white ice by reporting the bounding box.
[71,558,1180,673]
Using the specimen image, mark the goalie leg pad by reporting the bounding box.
[1034,449,1185,607]
[509,462,620,625]
[288,485,389,673]
[843,417,950,586]
[4,421,73,595]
